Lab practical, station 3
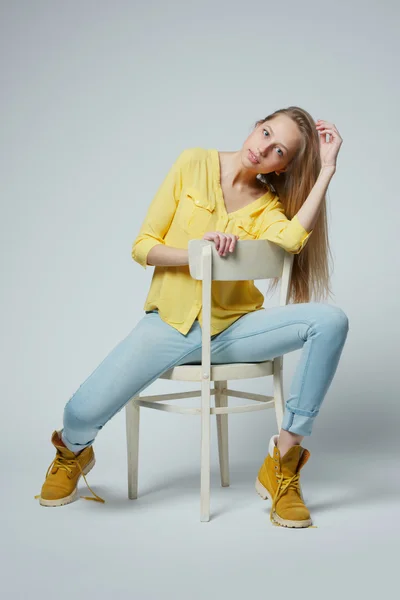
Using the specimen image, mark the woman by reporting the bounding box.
[36,106,349,529]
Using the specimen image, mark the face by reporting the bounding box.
[242,114,302,175]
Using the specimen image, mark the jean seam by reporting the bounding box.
[217,319,313,344]
[292,327,315,416]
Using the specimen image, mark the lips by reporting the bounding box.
[248,150,259,164]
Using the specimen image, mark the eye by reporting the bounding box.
[263,128,284,157]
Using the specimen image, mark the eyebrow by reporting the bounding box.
[266,125,289,153]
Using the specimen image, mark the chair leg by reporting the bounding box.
[200,381,211,522]
[125,396,140,500]
[273,357,285,430]
[215,381,230,487]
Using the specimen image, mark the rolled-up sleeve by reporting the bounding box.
[258,197,313,255]
[132,149,190,269]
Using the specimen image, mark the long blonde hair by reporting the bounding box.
[254,106,334,304]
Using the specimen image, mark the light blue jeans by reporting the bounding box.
[61,303,349,452]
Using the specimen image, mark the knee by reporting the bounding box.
[330,306,349,334]
[311,303,350,337]
[63,398,96,431]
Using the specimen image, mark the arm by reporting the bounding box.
[258,166,335,254]
[295,166,336,232]
[131,149,191,269]
[147,245,188,267]
[258,199,314,255]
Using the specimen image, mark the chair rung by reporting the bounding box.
[135,399,200,414]
[135,390,272,404]
[134,398,274,415]
[224,389,274,403]
[211,401,274,414]
[135,390,215,403]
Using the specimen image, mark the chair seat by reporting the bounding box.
[159,360,275,382]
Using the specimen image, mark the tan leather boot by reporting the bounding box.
[255,434,312,528]
[35,430,104,506]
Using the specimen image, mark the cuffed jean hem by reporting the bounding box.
[281,409,318,437]
[60,427,93,453]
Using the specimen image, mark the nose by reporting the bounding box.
[257,141,272,156]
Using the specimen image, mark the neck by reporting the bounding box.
[220,150,263,191]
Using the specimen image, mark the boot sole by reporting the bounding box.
[39,457,96,507]
[255,477,313,529]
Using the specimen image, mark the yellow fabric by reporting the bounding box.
[132,147,314,336]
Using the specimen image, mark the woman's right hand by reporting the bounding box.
[203,231,239,257]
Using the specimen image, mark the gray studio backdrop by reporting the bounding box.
[1,1,399,599]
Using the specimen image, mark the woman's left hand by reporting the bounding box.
[316,119,343,169]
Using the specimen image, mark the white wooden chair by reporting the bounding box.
[125,239,295,522]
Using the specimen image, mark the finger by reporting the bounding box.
[317,127,341,141]
[316,124,338,135]
[204,232,219,245]
[317,125,340,137]
[219,235,228,256]
[316,120,335,127]
[218,233,229,253]
[223,235,232,255]
[203,231,219,240]
[222,235,231,256]
[228,234,237,252]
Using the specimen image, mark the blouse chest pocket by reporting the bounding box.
[175,187,215,237]
[234,216,259,240]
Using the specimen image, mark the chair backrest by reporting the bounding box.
[188,239,295,373]
[188,239,293,282]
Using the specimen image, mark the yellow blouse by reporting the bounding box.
[132,147,313,336]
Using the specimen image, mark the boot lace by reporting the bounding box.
[35,454,105,503]
[270,472,301,524]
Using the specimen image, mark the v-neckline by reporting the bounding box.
[210,148,274,217]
